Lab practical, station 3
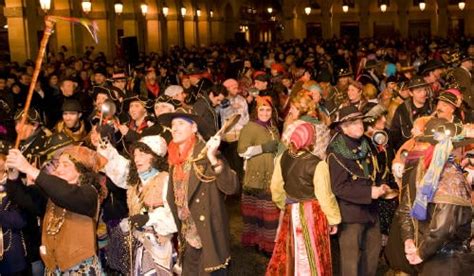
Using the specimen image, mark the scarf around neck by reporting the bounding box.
[168,135,196,181]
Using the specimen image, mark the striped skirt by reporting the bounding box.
[241,190,280,254]
[266,200,332,276]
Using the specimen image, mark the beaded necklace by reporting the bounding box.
[46,204,67,236]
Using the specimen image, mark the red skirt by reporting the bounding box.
[266,200,332,276]
[241,190,280,254]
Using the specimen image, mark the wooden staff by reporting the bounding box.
[14,15,98,149]
[14,18,55,149]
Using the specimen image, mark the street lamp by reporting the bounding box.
[180,7,187,17]
[305,6,311,15]
[458,1,465,10]
[39,0,51,12]
[380,4,387,12]
[114,1,123,15]
[196,8,201,17]
[162,4,169,17]
[342,4,349,13]
[267,7,273,14]
[210,9,214,18]
[140,3,148,16]
[419,1,426,11]
[81,0,92,14]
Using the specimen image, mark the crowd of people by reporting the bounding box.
[0,35,473,275]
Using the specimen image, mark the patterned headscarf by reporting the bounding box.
[256,96,273,108]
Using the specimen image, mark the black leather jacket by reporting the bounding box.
[398,159,472,261]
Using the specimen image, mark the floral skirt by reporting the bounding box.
[45,255,103,276]
[241,190,280,254]
[266,200,332,276]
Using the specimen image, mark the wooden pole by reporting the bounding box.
[14,18,55,149]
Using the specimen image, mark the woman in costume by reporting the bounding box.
[6,145,106,275]
[238,96,280,255]
[267,122,340,275]
[98,134,177,275]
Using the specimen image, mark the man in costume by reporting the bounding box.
[158,108,239,275]
[54,99,88,142]
[389,76,433,150]
[398,118,474,275]
[327,106,390,276]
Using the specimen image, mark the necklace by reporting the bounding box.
[46,204,67,236]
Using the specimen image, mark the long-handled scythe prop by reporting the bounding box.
[14,15,99,148]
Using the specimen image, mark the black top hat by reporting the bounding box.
[157,107,213,139]
[420,59,445,75]
[336,67,353,78]
[62,99,82,113]
[14,108,42,125]
[407,76,430,90]
[330,105,366,129]
[0,140,10,155]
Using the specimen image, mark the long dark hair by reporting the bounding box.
[75,162,101,192]
[127,142,168,186]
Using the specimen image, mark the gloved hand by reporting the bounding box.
[392,163,404,179]
[129,214,149,229]
[261,140,279,153]
[240,145,263,160]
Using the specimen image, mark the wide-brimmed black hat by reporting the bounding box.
[416,117,474,147]
[91,86,113,100]
[109,86,126,100]
[420,59,445,75]
[330,105,366,129]
[155,94,182,111]
[438,90,461,108]
[157,107,213,139]
[407,76,430,90]
[0,140,10,155]
[123,95,154,112]
[62,99,82,113]
[336,67,353,78]
[93,67,107,76]
[39,132,75,161]
[14,108,42,125]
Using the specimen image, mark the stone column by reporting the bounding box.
[4,0,40,61]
